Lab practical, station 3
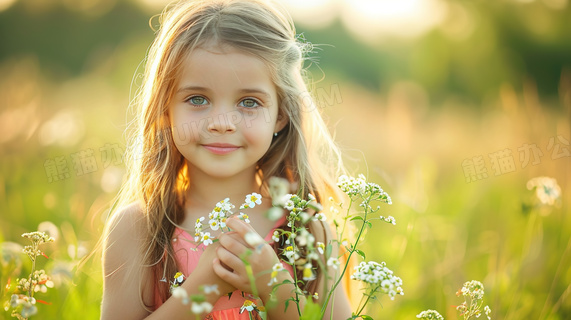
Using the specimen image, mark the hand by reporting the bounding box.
[186,241,236,296]
[213,217,283,298]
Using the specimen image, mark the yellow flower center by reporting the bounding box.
[303,267,313,279]
[243,300,254,307]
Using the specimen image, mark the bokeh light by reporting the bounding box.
[0,0,569,319]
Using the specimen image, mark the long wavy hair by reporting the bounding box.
[106,0,350,310]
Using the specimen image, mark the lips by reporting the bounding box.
[202,143,240,155]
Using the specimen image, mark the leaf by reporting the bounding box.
[355,249,366,260]
[300,299,322,320]
[365,221,372,228]
[360,315,374,320]
[325,244,333,259]
[349,216,364,222]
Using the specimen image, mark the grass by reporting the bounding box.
[0,55,569,319]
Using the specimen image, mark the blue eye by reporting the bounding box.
[239,98,260,108]
[187,96,208,106]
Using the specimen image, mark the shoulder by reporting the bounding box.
[101,201,153,318]
[104,202,146,242]
[103,201,147,271]
[106,201,146,230]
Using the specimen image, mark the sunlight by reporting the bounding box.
[279,0,337,28]
[0,0,17,12]
[340,0,447,41]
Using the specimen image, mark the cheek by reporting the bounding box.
[169,109,208,146]
[242,107,277,132]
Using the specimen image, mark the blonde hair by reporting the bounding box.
[106,0,350,310]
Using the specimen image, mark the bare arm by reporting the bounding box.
[101,204,234,320]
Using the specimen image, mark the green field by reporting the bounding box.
[1,0,569,319]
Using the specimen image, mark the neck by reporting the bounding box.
[184,165,263,210]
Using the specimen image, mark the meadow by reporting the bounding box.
[1,0,569,319]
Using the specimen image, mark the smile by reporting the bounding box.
[202,143,240,155]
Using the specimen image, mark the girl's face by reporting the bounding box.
[168,45,286,180]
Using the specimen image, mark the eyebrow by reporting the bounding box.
[176,85,271,97]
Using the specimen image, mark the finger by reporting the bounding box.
[221,231,249,247]
[218,232,248,256]
[226,218,265,248]
[213,258,242,286]
[216,246,244,272]
[219,259,233,272]
[226,217,256,237]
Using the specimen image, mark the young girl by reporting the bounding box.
[101,0,353,319]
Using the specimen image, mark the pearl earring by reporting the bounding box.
[274,132,278,137]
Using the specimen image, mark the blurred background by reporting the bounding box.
[0,0,569,319]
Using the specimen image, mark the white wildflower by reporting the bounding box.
[240,300,256,313]
[191,301,213,314]
[244,193,262,208]
[527,176,561,206]
[171,287,189,305]
[201,232,213,246]
[268,263,285,286]
[380,215,396,225]
[327,257,340,269]
[302,263,315,281]
[484,305,492,319]
[208,219,220,231]
[316,242,325,254]
[203,284,219,295]
[269,176,290,206]
[460,280,485,300]
[283,245,299,263]
[266,207,284,221]
[416,309,444,320]
[283,194,295,211]
[296,228,314,246]
[313,213,326,222]
[350,261,403,300]
[272,230,280,242]
[245,232,264,247]
[238,212,250,223]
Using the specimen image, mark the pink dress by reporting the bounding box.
[155,218,292,319]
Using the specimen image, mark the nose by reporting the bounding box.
[206,110,237,134]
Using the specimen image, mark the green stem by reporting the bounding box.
[27,243,38,298]
[291,229,302,316]
[321,195,372,315]
[355,291,374,316]
[355,282,380,316]
[245,263,259,298]
[338,199,354,245]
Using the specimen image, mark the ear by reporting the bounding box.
[274,111,289,133]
